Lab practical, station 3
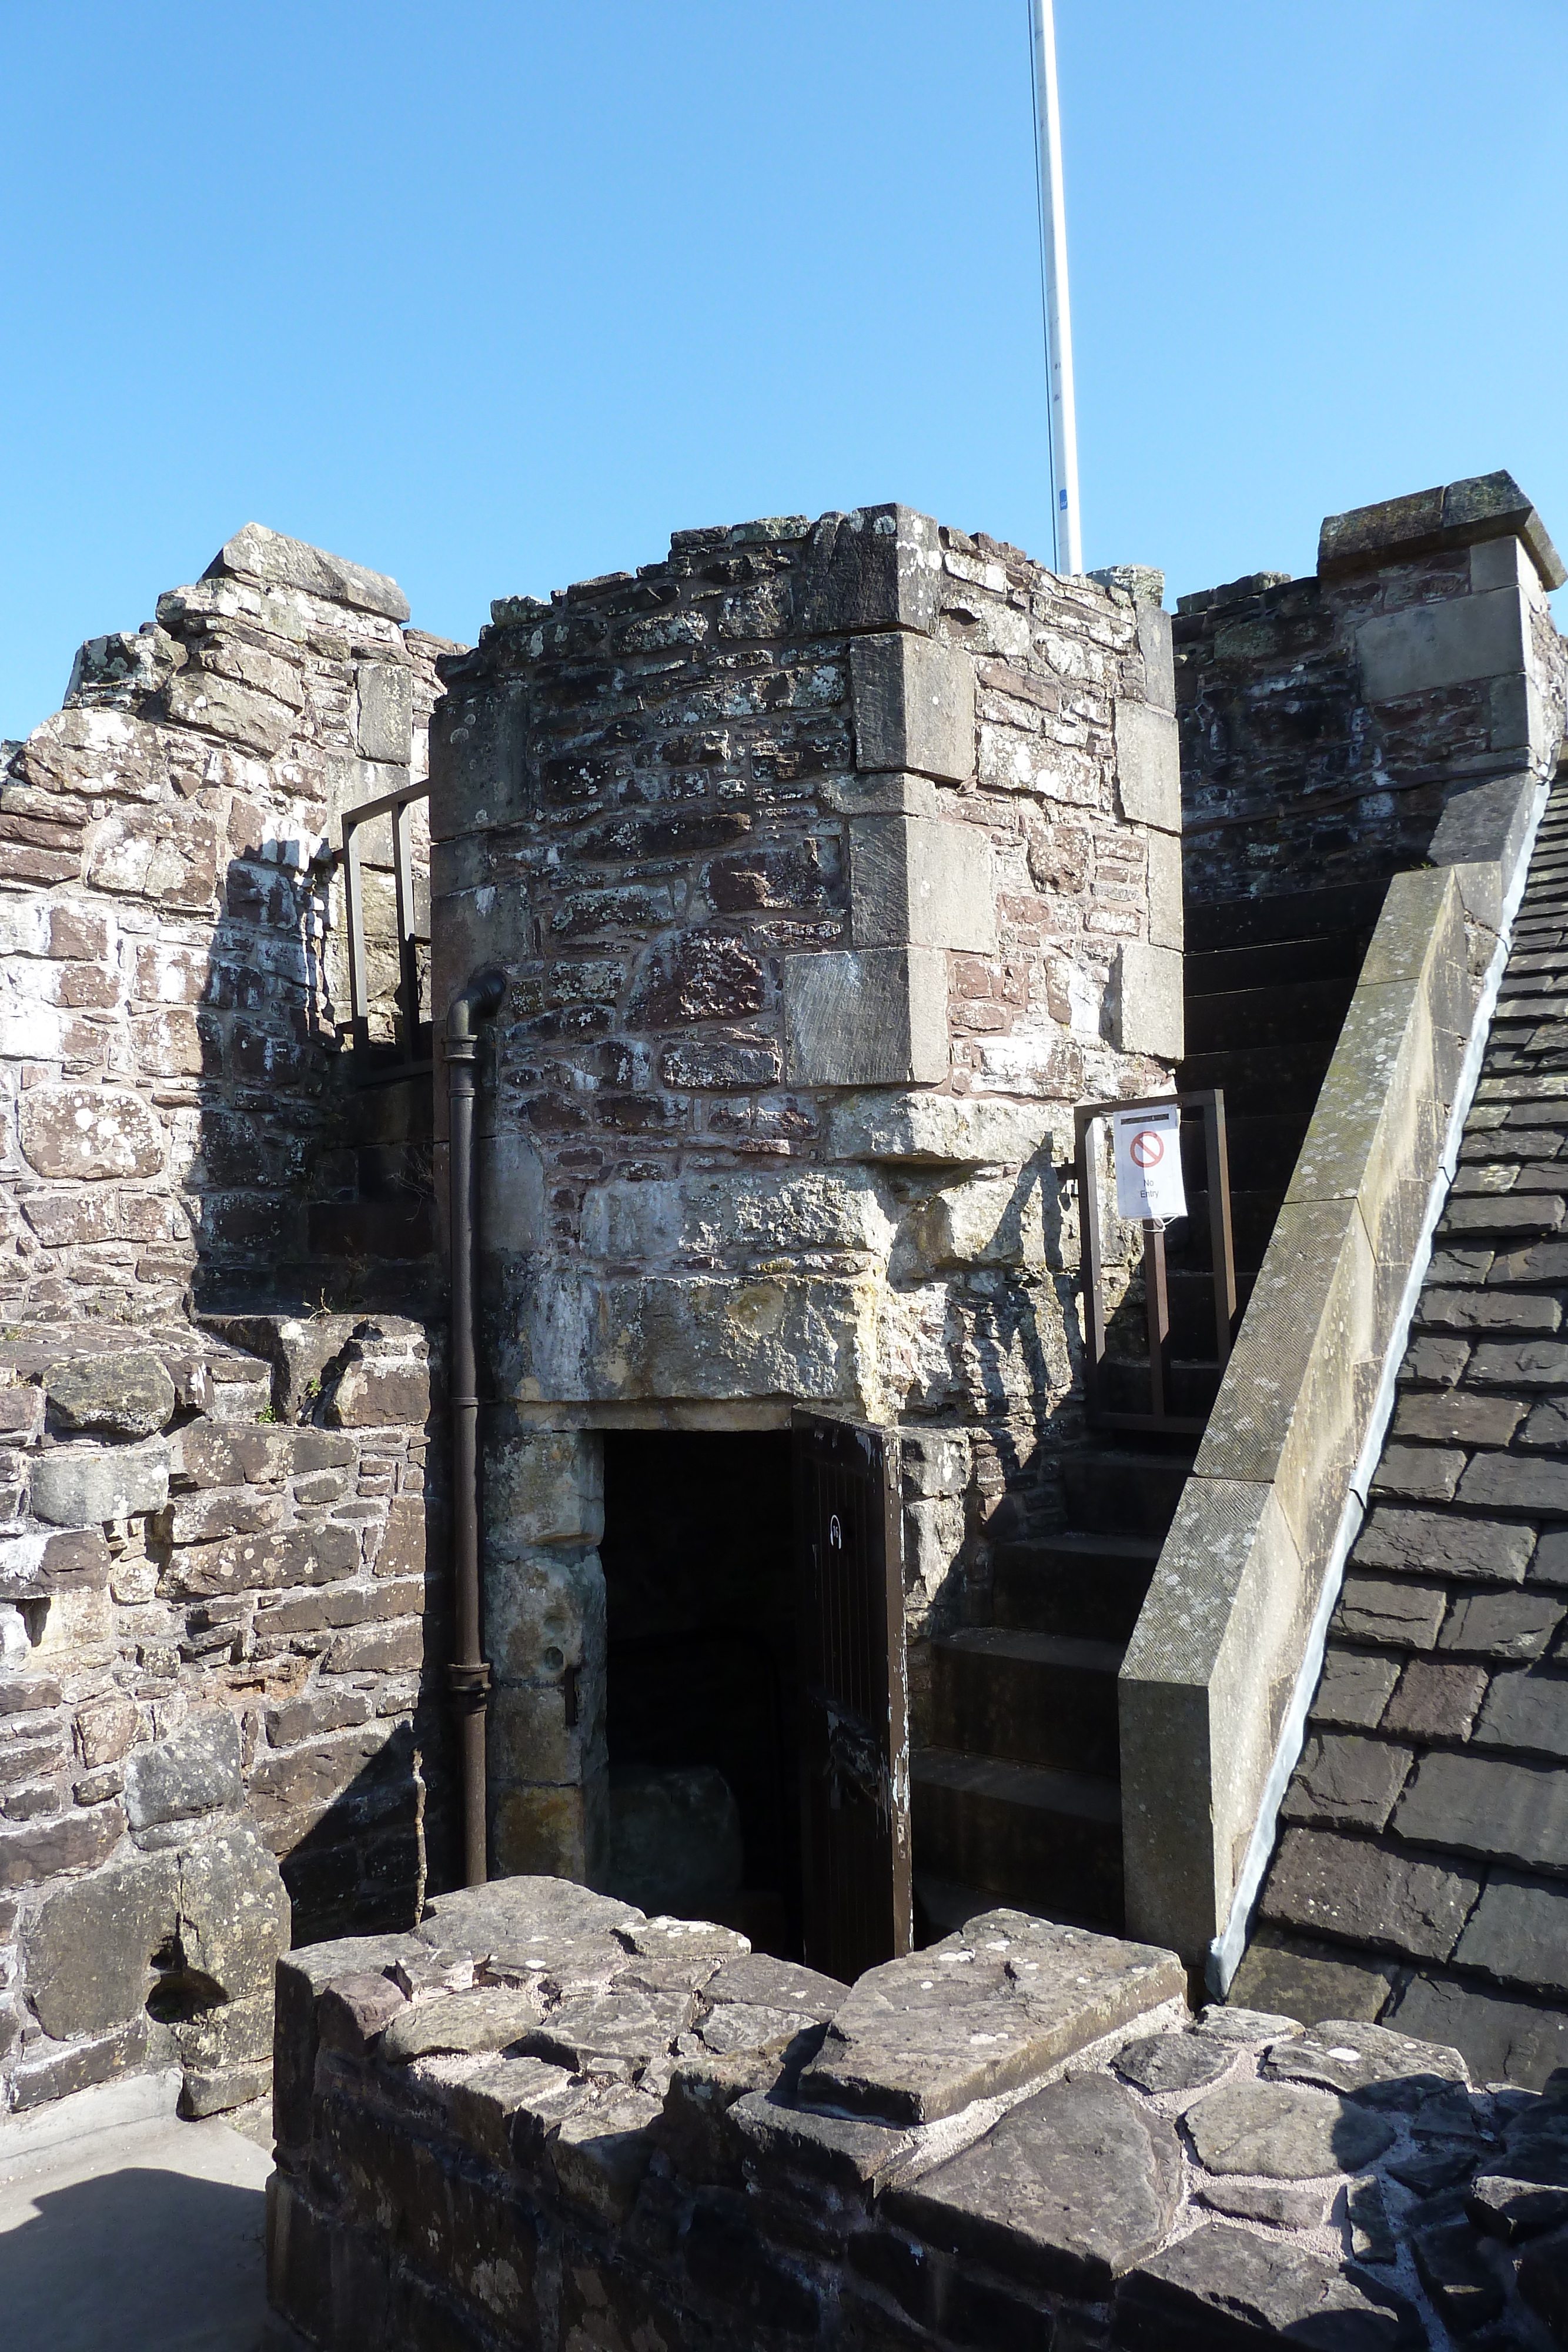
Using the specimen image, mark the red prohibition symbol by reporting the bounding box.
[1129,1129,1164,1168]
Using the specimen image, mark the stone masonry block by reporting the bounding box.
[484,1428,604,1550]
[355,662,413,764]
[783,947,948,1087]
[1148,831,1183,951]
[1139,603,1176,712]
[848,813,995,953]
[1114,701,1181,834]
[1195,1197,1375,1568]
[1122,1476,1305,1964]
[903,1177,1047,1278]
[17,1086,165,1181]
[800,505,941,638]
[208,522,411,623]
[826,1092,1053,1168]
[1427,772,1542,932]
[484,1544,607,1686]
[518,1268,872,1411]
[850,634,975,782]
[580,1171,894,1267]
[29,1437,170,1526]
[491,1773,607,1885]
[1114,941,1183,1060]
[1356,586,1528,703]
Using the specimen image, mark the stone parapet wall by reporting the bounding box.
[1175,472,1566,909]
[0,1310,443,2119]
[267,1873,1568,2350]
[0,523,453,1322]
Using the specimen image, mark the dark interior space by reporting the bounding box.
[599,1429,801,1959]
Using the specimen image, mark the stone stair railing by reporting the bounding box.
[1119,769,1549,1989]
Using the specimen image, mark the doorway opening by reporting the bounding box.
[599,1429,800,1959]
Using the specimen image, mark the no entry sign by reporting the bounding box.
[1113,1104,1187,1223]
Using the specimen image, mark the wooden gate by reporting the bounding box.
[793,1410,912,1982]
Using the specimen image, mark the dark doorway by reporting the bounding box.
[599,1429,801,1957]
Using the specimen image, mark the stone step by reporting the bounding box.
[1060,1449,1193,1540]
[1178,1038,1338,1117]
[991,1531,1161,1642]
[1099,1357,1223,1422]
[911,1872,1051,1946]
[911,1748,1123,1931]
[1184,930,1370,997]
[930,1628,1123,1776]
[1183,879,1386,956]
[1184,975,1360,1057]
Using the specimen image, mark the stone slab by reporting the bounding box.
[1261,1828,1480,1958]
[1352,1509,1534,1586]
[1226,1934,1398,2029]
[1312,1649,1401,1729]
[1183,2079,1396,2177]
[1454,1873,1568,1996]
[885,2073,1182,2300]
[1263,2016,1467,2103]
[1396,1750,1568,1870]
[1388,1973,1568,2091]
[1279,1734,1413,1833]
[1117,2220,1416,2350]
[1112,2031,1233,2097]
[798,1910,1185,2124]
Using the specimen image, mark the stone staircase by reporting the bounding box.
[911,881,1388,1940]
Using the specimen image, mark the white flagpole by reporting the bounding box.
[1030,0,1082,576]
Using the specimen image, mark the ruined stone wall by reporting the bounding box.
[0,1312,447,2119]
[0,523,452,1322]
[428,505,1183,1879]
[0,525,457,2120]
[1176,473,1567,908]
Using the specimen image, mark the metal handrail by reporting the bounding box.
[1074,1088,1238,1436]
[337,780,431,1078]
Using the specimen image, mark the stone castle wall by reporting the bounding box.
[0,522,452,1322]
[0,1311,446,2120]
[1176,473,1567,908]
[0,527,456,2122]
[427,505,1185,1879]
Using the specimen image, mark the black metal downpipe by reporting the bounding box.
[446,965,506,1886]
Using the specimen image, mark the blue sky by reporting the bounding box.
[3,1,1564,743]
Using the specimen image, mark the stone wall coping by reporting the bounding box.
[1316,469,1567,593]
[1121,774,1552,1980]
